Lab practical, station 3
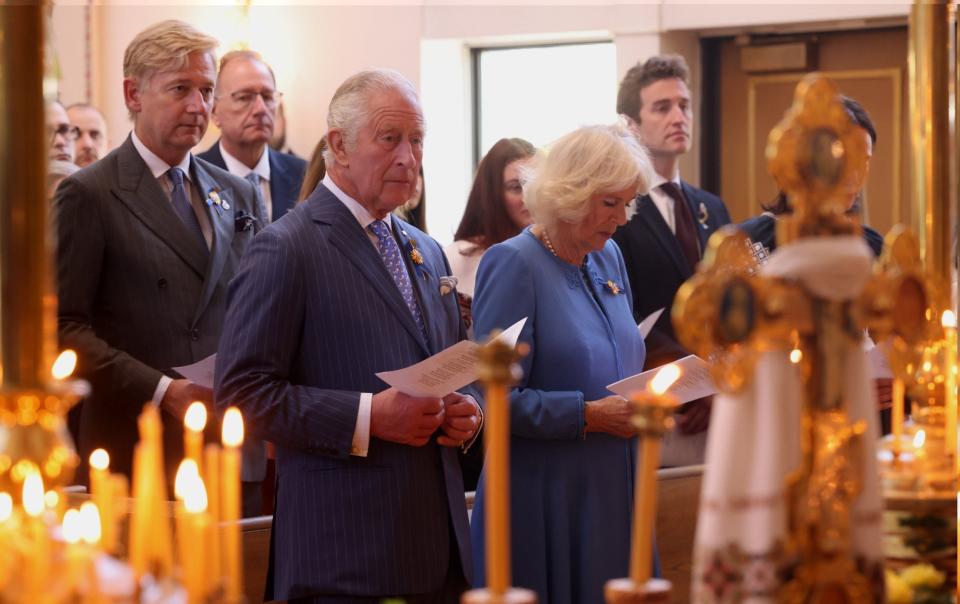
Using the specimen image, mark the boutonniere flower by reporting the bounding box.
[439,275,458,295]
[698,201,709,228]
[606,280,622,295]
[400,229,429,279]
[205,187,230,215]
[234,210,258,233]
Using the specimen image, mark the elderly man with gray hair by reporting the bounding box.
[55,19,262,483]
[215,68,480,603]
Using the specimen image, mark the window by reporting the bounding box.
[473,41,618,162]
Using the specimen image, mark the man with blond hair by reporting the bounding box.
[55,20,263,482]
[200,50,305,223]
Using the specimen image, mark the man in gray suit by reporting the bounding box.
[55,20,262,481]
[215,69,480,603]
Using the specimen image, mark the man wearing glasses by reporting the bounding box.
[200,50,306,223]
[47,100,77,164]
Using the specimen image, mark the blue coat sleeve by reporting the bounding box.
[473,244,585,440]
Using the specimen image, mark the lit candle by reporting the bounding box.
[184,476,210,604]
[629,365,681,584]
[204,443,222,596]
[128,406,174,580]
[0,493,13,593]
[63,508,86,594]
[174,459,200,501]
[892,378,905,452]
[184,402,207,473]
[23,471,48,604]
[88,448,115,552]
[221,407,244,602]
[51,349,77,380]
[942,311,957,472]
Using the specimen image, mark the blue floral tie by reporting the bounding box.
[167,167,207,251]
[369,219,427,342]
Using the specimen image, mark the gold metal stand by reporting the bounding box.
[0,5,82,498]
[462,337,536,604]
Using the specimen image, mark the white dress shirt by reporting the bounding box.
[647,171,683,235]
[220,143,274,221]
[131,131,212,409]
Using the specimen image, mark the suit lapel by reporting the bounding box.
[681,181,711,250]
[190,157,235,325]
[268,150,296,219]
[634,193,691,278]
[310,189,430,357]
[112,137,207,278]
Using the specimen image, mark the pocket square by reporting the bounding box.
[439,275,458,295]
[234,210,258,233]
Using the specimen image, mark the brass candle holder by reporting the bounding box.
[604,366,679,604]
[462,335,536,604]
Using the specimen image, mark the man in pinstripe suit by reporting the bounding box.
[215,69,481,603]
[55,21,263,483]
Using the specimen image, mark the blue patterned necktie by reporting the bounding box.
[369,219,427,342]
[167,167,207,251]
[245,172,270,222]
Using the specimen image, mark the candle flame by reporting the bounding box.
[79,502,101,544]
[22,472,45,517]
[650,364,681,395]
[44,490,59,509]
[942,310,957,329]
[0,493,11,522]
[184,402,208,432]
[184,476,208,514]
[62,509,82,544]
[789,348,803,364]
[51,349,77,380]
[222,407,244,447]
[89,448,110,471]
[174,459,200,500]
[913,429,926,449]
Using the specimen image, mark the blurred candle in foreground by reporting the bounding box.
[205,443,223,595]
[942,311,957,472]
[892,378,905,451]
[222,407,244,602]
[23,471,48,603]
[181,474,210,604]
[89,448,115,552]
[184,402,208,471]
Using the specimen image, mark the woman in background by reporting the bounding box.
[471,124,656,604]
[393,166,427,231]
[445,137,535,329]
[297,135,327,201]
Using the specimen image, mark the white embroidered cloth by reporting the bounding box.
[692,236,883,603]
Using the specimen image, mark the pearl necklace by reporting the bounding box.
[540,228,559,257]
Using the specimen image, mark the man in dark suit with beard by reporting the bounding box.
[55,20,262,482]
[612,54,731,462]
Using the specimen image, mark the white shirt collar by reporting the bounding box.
[131,130,191,180]
[649,170,681,192]
[322,174,392,231]
[220,143,271,182]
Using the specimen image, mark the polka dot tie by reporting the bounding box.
[369,219,427,342]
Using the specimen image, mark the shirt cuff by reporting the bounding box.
[152,375,173,408]
[351,392,372,457]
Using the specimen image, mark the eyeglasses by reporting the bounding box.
[50,124,80,142]
[223,90,283,110]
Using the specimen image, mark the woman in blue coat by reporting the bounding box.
[471,123,656,604]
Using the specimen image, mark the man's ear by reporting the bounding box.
[211,102,222,128]
[328,129,349,167]
[123,77,142,115]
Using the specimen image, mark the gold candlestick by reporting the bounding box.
[604,366,680,604]
[462,336,536,604]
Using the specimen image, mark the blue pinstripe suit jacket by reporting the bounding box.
[214,184,474,600]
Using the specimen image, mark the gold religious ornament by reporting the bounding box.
[676,75,906,603]
[462,335,536,604]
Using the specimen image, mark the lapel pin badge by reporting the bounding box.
[698,201,709,228]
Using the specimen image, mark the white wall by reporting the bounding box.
[50,1,910,245]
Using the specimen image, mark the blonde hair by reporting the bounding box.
[523,123,653,229]
[123,20,218,88]
[323,69,420,165]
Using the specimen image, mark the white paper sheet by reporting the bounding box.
[638,308,664,339]
[863,336,893,379]
[174,353,217,389]
[375,318,527,398]
[606,354,716,403]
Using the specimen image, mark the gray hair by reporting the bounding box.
[523,123,654,230]
[323,69,420,165]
